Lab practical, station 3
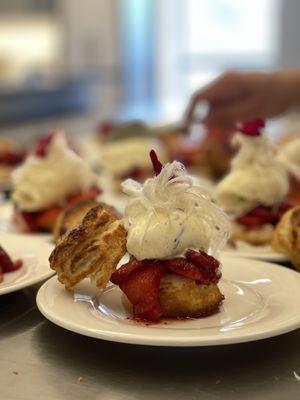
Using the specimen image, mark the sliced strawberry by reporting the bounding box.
[237,119,264,136]
[0,246,22,273]
[185,249,220,270]
[150,149,163,175]
[163,257,205,281]
[119,263,164,321]
[34,133,53,158]
[0,246,15,272]
[237,203,292,229]
[67,186,101,205]
[110,258,143,285]
[34,206,62,231]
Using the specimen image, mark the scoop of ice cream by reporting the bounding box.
[12,132,98,211]
[100,137,163,176]
[216,134,289,216]
[122,161,230,260]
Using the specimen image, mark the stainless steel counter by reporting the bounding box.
[1,280,300,400]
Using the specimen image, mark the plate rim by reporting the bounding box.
[36,258,300,347]
[0,232,54,295]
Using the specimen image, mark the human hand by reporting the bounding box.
[185,70,300,131]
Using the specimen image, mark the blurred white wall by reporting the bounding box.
[58,0,122,118]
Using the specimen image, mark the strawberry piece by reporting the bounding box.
[67,186,101,205]
[163,258,206,281]
[237,203,292,229]
[119,263,164,321]
[110,258,143,285]
[237,119,265,136]
[34,206,62,231]
[0,266,3,283]
[0,246,22,272]
[34,133,54,157]
[0,246,15,272]
[185,249,220,270]
[0,149,26,166]
[150,149,163,175]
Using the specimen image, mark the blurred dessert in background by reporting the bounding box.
[12,131,101,233]
[216,119,292,245]
[87,120,166,192]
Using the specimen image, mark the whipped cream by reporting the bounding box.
[12,132,98,211]
[216,134,289,216]
[277,138,300,178]
[100,137,163,176]
[122,161,230,260]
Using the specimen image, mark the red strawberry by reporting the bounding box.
[185,249,220,270]
[67,186,101,205]
[119,263,164,321]
[34,133,54,157]
[0,246,22,272]
[34,206,62,231]
[163,257,205,281]
[150,149,163,175]
[110,258,143,285]
[237,119,265,136]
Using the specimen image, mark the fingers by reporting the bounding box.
[184,71,245,128]
[203,97,263,131]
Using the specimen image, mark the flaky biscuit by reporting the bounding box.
[49,203,127,289]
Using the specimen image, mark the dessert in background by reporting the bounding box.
[156,123,233,181]
[97,121,165,191]
[272,206,300,270]
[0,245,23,282]
[0,139,26,192]
[12,131,101,233]
[216,119,291,245]
[50,150,230,322]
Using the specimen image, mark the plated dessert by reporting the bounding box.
[12,131,101,233]
[216,120,292,245]
[50,150,230,322]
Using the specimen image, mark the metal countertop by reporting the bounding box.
[0,280,300,400]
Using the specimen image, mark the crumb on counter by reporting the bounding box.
[293,371,300,381]
[77,376,84,384]
[12,371,19,375]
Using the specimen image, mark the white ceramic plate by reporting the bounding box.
[0,233,54,295]
[36,257,300,346]
[223,242,288,263]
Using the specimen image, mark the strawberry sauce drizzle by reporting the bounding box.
[111,249,221,322]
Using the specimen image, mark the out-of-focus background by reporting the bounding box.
[0,0,298,140]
